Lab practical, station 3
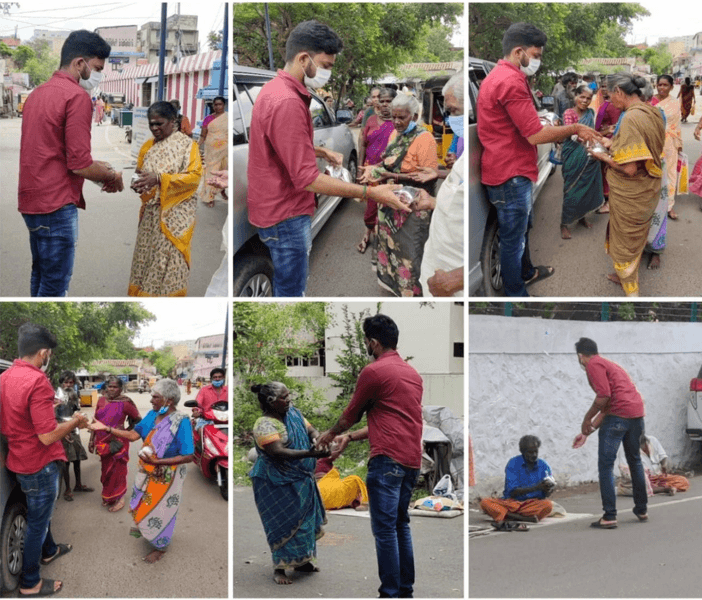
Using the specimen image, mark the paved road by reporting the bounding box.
[233,485,463,598]
[470,474,702,597]
[0,390,228,598]
[0,119,226,297]
[527,86,702,297]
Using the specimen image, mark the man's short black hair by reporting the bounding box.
[562,72,578,85]
[60,30,111,68]
[362,314,399,350]
[210,367,225,379]
[285,20,343,63]
[575,337,598,356]
[18,323,57,357]
[59,370,76,384]
[501,22,547,57]
[519,435,541,453]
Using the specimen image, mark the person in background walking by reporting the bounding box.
[198,96,228,207]
[170,98,193,137]
[678,76,696,123]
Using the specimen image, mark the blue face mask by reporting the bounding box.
[447,114,464,139]
[403,120,417,135]
[212,379,224,388]
[158,406,169,415]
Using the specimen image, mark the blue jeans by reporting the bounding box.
[367,455,419,598]
[15,461,60,589]
[257,215,311,297]
[598,416,647,520]
[22,204,78,297]
[485,177,536,297]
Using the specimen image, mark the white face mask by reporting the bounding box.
[519,51,541,77]
[303,56,332,89]
[41,351,51,373]
[79,62,103,92]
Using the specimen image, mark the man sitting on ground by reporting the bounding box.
[617,432,690,497]
[480,435,555,530]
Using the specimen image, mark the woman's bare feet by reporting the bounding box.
[294,562,320,573]
[596,201,610,214]
[356,229,372,253]
[143,549,166,563]
[606,273,623,288]
[668,209,679,220]
[647,254,661,270]
[19,579,62,595]
[560,225,572,239]
[274,569,292,585]
[578,217,593,229]
[108,498,125,512]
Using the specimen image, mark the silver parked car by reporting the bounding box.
[1,358,26,594]
[468,57,558,296]
[233,65,358,297]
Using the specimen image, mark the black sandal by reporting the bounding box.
[41,543,72,565]
[525,266,555,287]
[490,520,530,532]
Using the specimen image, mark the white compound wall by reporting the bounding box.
[469,315,702,500]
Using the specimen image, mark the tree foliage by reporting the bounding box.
[11,45,35,70]
[469,3,649,87]
[0,41,12,58]
[148,347,177,378]
[0,303,155,381]
[233,3,463,103]
[207,31,223,52]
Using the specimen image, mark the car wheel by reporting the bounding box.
[346,155,358,185]
[233,255,274,297]
[1,502,26,593]
[480,217,504,296]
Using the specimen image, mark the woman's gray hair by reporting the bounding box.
[152,378,181,405]
[640,83,655,103]
[442,72,464,108]
[607,72,649,98]
[391,92,420,116]
[251,382,287,409]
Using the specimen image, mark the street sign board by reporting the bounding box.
[131,106,152,160]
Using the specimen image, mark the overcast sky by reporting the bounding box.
[0,2,226,45]
[133,299,228,349]
[623,0,699,46]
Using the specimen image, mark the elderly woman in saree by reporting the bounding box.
[90,379,194,563]
[249,382,329,585]
[358,92,439,296]
[651,75,683,220]
[356,87,397,254]
[198,96,228,207]
[559,85,604,239]
[89,376,141,512]
[128,101,202,297]
[589,73,665,297]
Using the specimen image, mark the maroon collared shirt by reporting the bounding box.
[18,70,93,215]
[342,350,424,469]
[477,60,544,186]
[0,359,66,474]
[586,355,646,419]
[246,70,320,228]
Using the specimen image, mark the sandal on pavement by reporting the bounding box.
[62,492,73,502]
[490,520,530,532]
[19,579,63,597]
[73,485,94,492]
[41,543,72,565]
[635,512,649,521]
[590,518,617,529]
[525,266,555,287]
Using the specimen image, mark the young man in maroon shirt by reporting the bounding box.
[318,315,423,598]
[575,337,647,529]
[0,323,89,595]
[247,21,409,297]
[19,30,124,297]
[477,23,602,296]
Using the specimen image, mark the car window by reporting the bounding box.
[310,96,332,129]
[233,81,264,146]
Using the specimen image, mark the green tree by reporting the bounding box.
[469,3,649,88]
[234,3,463,102]
[0,303,155,381]
[148,347,177,378]
[207,31,223,51]
[411,24,463,63]
[0,41,12,58]
[12,45,35,70]
[642,44,673,75]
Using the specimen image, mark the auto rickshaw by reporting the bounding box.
[421,75,456,167]
[16,91,31,117]
[105,93,125,116]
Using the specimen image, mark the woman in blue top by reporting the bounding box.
[89,378,194,563]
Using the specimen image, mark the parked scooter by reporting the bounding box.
[183,399,228,500]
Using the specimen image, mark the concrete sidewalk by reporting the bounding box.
[470,473,702,597]
[233,486,464,598]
